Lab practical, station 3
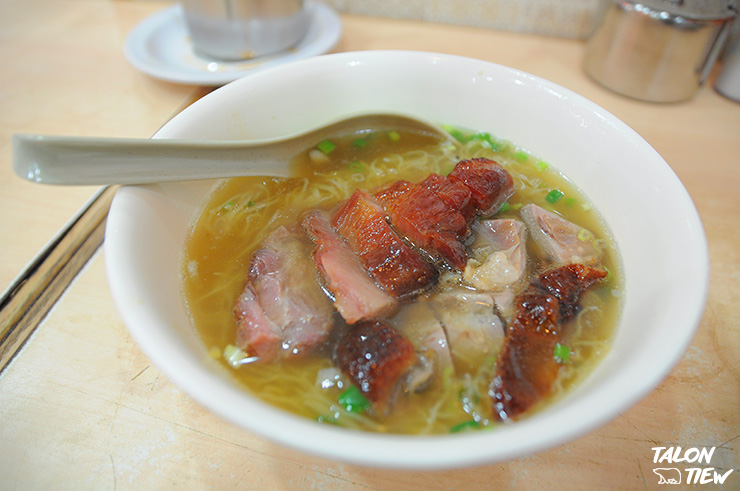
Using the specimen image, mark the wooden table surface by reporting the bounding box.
[1,1,738,489]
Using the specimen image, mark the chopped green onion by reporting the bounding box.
[593,238,607,251]
[565,197,577,206]
[349,161,364,173]
[499,201,511,212]
[471,131,502,149]
[441,125,468,143]
[577,228,594,242]
[387,131,401,142]
[511,203,523,210]
[317,139,337,154]
[470,132,506,151]
[545,189,564,204]
[338,386,371,413]
[352,138,367,148]
[246,200,256,207]
[515,151,529,162]
[450,420,481,433]
[471,131,492,143]
[534,160,549,171]
[554,342,571,364]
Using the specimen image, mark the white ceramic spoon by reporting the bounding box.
[12,113,455,185]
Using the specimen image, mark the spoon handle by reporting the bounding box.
[12,113,454,185]
[12,134,294,185]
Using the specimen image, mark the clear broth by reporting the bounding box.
[182,127,623,434]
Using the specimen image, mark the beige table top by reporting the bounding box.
[1,0,738,488]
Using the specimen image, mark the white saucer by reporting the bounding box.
[124,1,342,86]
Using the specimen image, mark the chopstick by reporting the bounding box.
[0,186,116,374]
[0,86,217,375]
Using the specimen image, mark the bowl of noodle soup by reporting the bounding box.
[105,51,708,468]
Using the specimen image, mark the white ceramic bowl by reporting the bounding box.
[105,51,708,469]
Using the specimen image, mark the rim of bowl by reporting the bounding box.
[105,50,709,469]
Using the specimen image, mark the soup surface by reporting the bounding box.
[182,125,623,434]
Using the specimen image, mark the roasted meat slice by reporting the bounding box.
[373,179,413,204]
[334,320,419,414]
[302,210,398,324]
[332,189,436,297]
[375,179,469,269]
[428,290,505,375]
[520,204,603,266]
[490,263,607,421]
[490,287,561,421]
[390,302,455,381]
[233,226,334,362]
[234,285,281,360]
[464,218,527,292]
[448,158,515,215]
[492,290,517,324]
[538,263,608,321]
[420,173,476,222]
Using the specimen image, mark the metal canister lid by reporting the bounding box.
[627,0,739,20]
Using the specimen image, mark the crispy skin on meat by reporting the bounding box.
[373,179,413,204]
[490,288,561,421]
[420,173,476,222]
[334,321,418,414]
[449,158,515,215]
[490,264,606,421]
[375,179,469,270]
[302,210,398,324]
[538,263,608,321]
[332,190,436,297]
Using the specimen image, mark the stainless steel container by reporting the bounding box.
[181,0,309,61]
[715,22,740,102]
[584,0,738,102]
